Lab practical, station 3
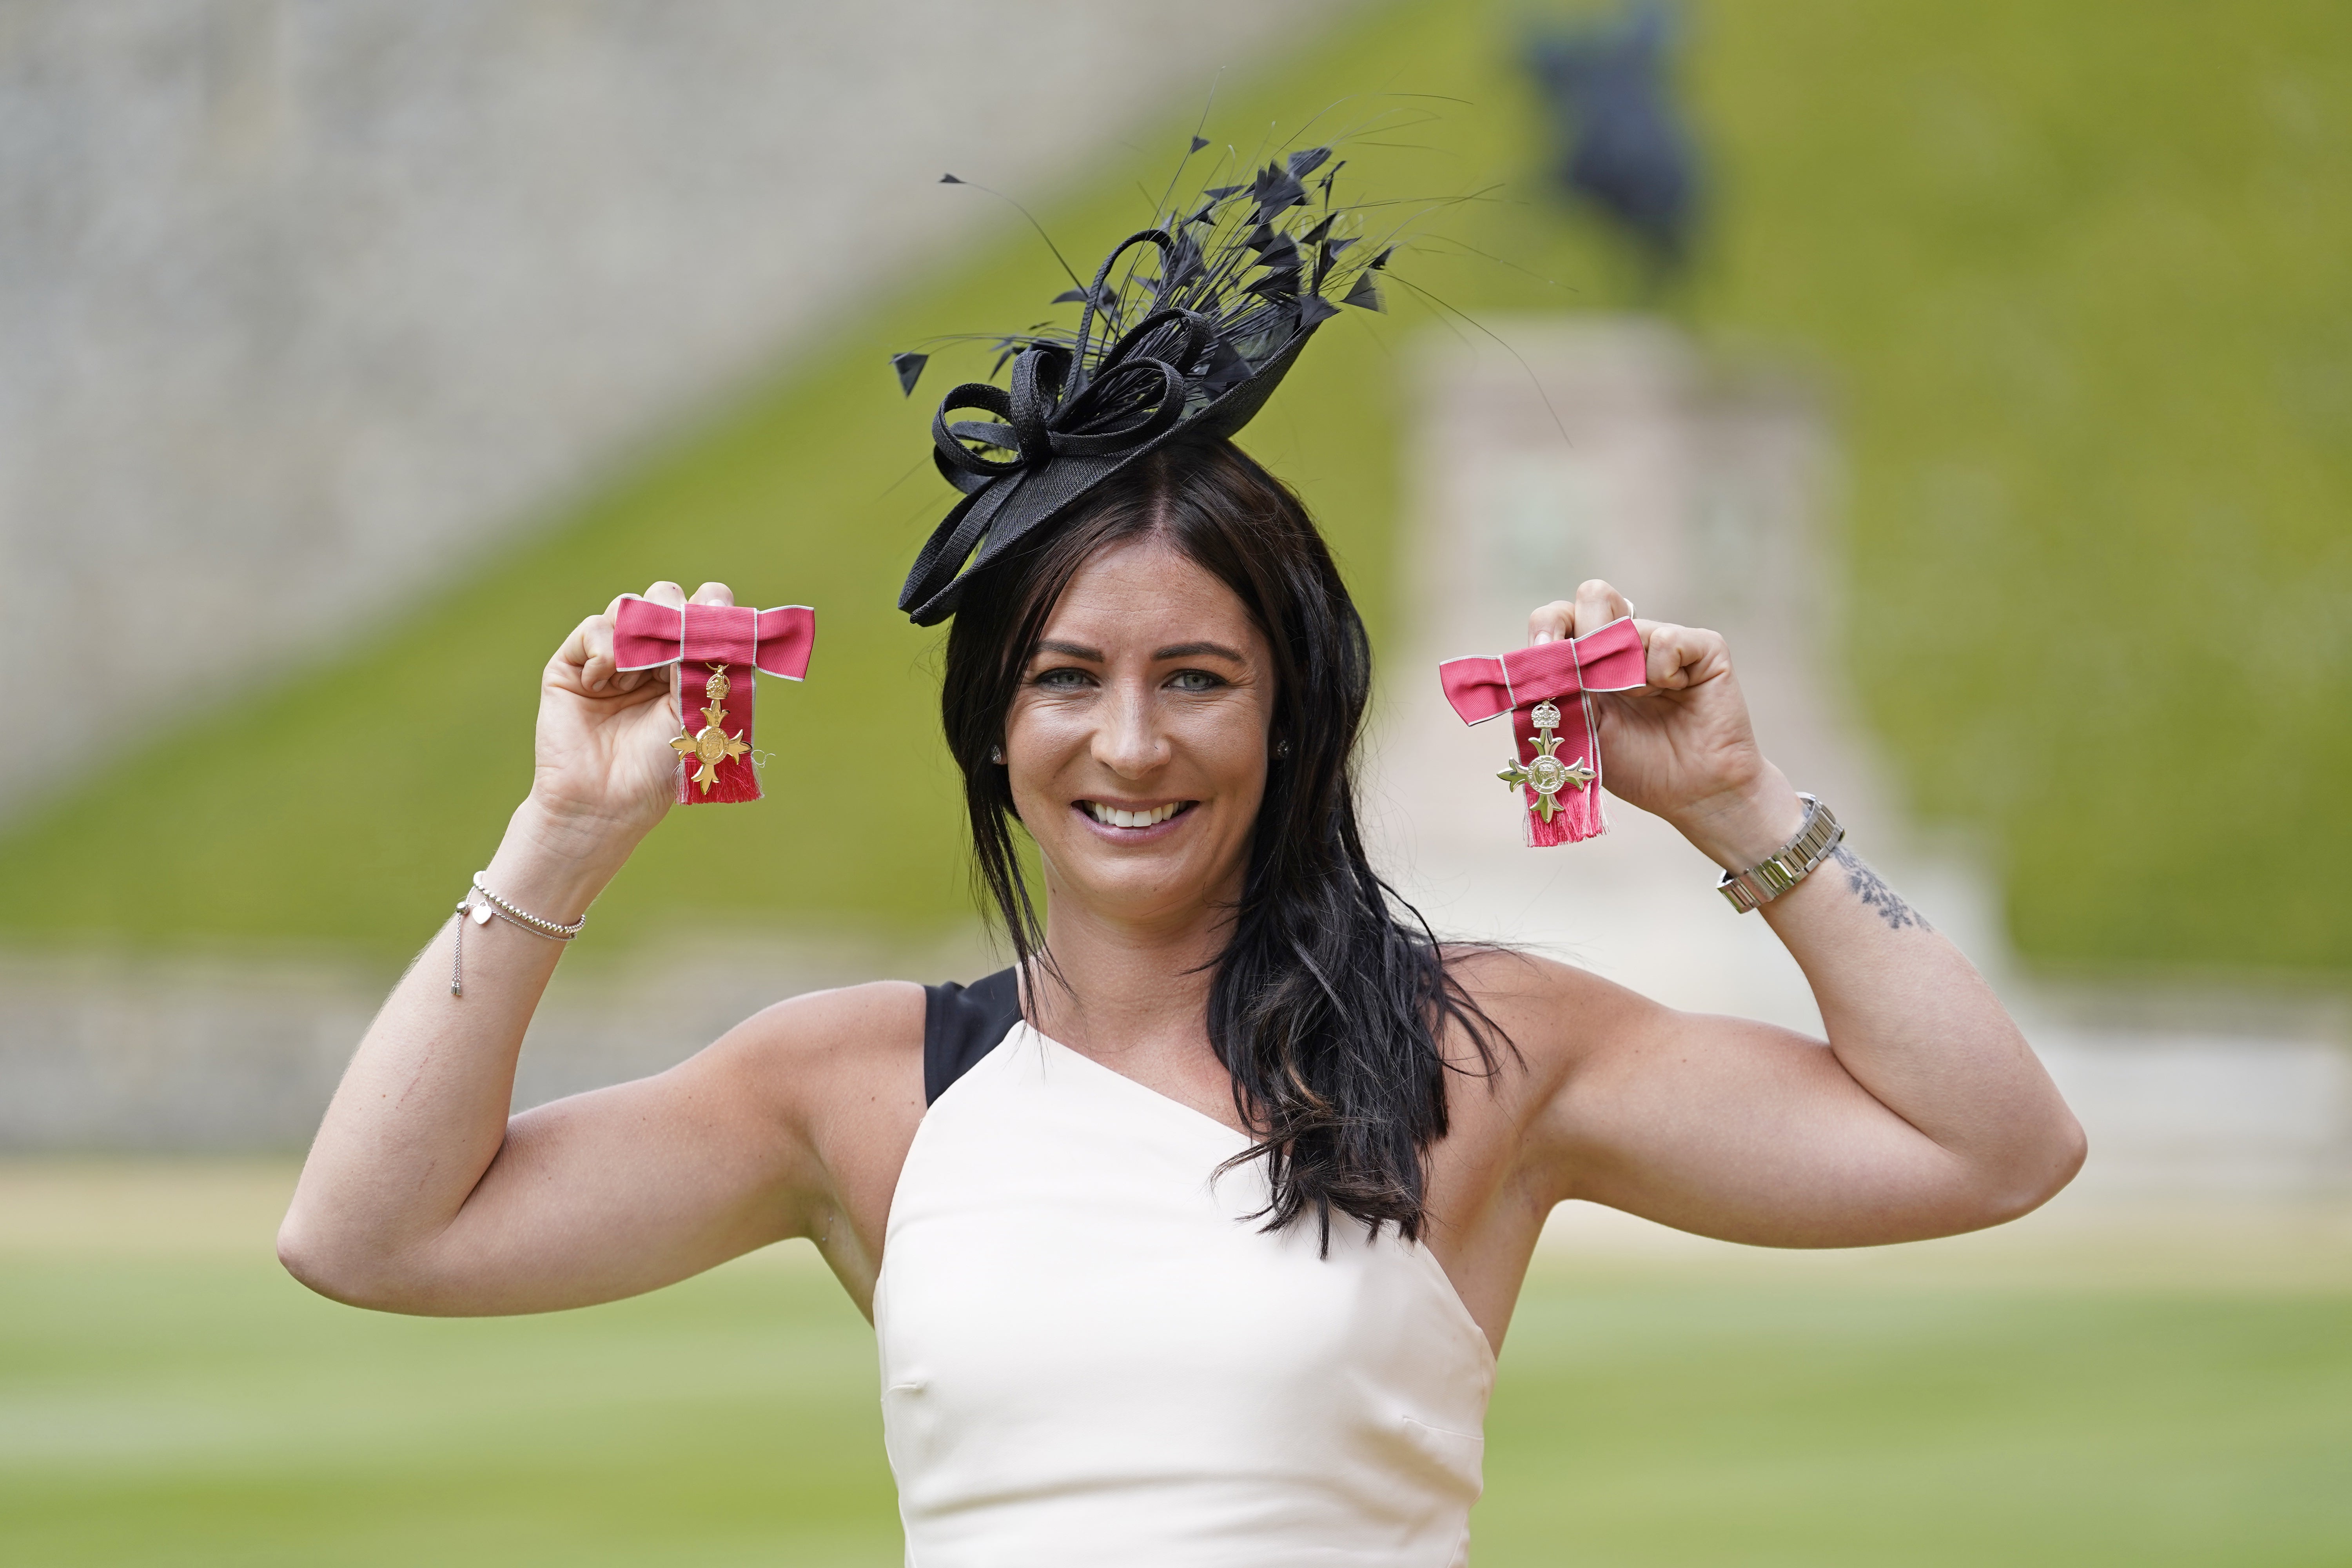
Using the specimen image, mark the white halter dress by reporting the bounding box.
[874,977,1497,1566]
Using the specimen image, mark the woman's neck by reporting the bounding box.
[1025,890,1230,1067]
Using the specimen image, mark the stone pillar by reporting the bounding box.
[1371,315,1878,1032]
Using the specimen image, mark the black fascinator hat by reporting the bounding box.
[893,139,1390,626]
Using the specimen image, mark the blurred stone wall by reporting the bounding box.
[0,0,1343,817]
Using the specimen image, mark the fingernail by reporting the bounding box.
[1532,632,1553,644]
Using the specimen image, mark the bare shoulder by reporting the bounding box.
[1438,944,1667,1097]
[694,977,927,1118]
[679,977,930,1297]
[1417,946,1673,1312]
[1441,945,1656,1047]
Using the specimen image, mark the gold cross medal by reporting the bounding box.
[1497,700,1597,824]
[671,664,751,794]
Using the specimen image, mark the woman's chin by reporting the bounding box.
[1046,825,1240,921]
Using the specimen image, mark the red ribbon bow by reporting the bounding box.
[612,597,816,805]
[1436,616,1646,846]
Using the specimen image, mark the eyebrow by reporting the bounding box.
[1152,641,1247,663]
[1028,639,1248,664]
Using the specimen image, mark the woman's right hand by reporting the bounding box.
[530,579,734,846]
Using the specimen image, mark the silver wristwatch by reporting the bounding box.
[1716,795,1844,913]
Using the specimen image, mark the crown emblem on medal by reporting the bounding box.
[1497,700,1597,824]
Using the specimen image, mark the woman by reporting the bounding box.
[280,154,2083,1564]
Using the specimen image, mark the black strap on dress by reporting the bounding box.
[922,967,1022,1105]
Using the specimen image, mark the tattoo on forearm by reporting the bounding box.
[1833,846,1929,931]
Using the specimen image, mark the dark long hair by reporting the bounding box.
[940,439,1510,1246]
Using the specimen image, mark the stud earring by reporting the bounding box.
[1273,739,1290,760]
[989,745,1004,764]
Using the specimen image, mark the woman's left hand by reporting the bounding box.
[1505,580,2085,1253]
[1527,579,1802,868]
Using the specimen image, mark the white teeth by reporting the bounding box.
[1087,801,1181,828]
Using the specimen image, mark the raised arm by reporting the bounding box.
[277,581,923,1317]
[1496,581,2084,1247]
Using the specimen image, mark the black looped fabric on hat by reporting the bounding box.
[894,143,1388,626]
[1007,348,1065,467]
[931,383,1021,493]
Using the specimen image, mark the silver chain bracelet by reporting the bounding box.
[450,871,585,996]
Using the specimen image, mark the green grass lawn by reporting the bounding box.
[0,0,2344,978]
[5,1168,2350,1566]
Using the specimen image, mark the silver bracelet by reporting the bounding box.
[450,872,585,996]
[1716,795,1844,913]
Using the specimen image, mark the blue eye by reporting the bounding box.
[1035,667,1091,690]
[1170,670,1224,693]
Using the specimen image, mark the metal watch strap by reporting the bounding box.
[1717,795,1844,913]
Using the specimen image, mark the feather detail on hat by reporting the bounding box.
[891,131,1397,626]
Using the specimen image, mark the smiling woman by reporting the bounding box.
[938,441,1507,1244]
[276,134,2086,1568]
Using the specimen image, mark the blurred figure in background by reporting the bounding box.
[1526,1,1703,290]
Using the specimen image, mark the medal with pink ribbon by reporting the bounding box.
[1437,617,1646,846]
[612,597,816,805]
